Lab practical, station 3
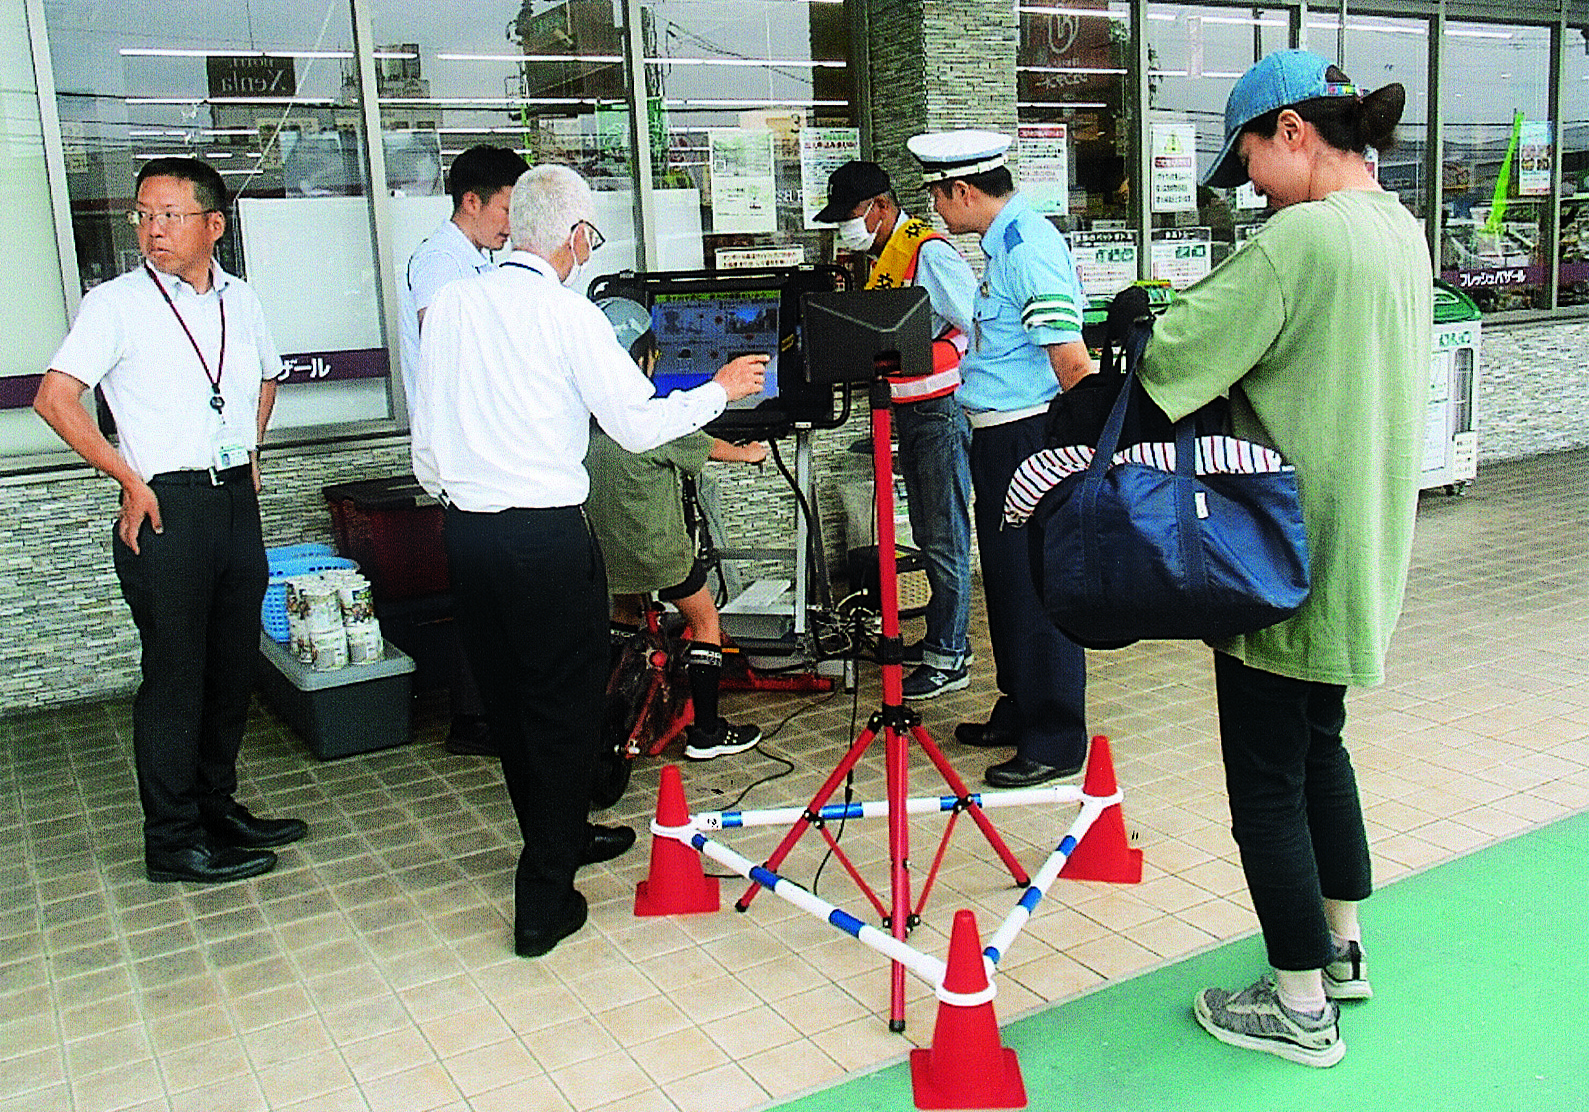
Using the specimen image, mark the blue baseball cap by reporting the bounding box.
[1204,50,1362,189]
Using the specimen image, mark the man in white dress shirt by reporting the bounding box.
[411,164,767,957]
[34,158,307,884]
[398,144,529,756]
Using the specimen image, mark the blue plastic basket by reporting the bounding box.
[266,542,334,571]
[261,554,358,643]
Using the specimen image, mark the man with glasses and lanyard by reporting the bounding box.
[34,157,306,884]
[398,144,530,757]
[411,164,766,957]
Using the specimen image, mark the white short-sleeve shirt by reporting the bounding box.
[397,219,493,415]
[48,263,283,481]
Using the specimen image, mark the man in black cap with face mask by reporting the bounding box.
[815,160,978,701]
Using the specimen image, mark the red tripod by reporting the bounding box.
[736,372,1030,1032]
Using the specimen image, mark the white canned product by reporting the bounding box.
[300,578,343,633]
[310,626,349,671]
[336,582,375,625]
[284,581,308,648]
[345,622,384,664]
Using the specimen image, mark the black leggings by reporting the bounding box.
[1213,652,1372,971]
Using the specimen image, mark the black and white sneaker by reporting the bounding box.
[1194,976,1344,1067]
[684,721,762,760]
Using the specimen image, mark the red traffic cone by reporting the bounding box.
[910,909,1026,1109]
[634,764,720,916]
[1060,735,1143,884]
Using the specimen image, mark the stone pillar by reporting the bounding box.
[865,0,1018,250]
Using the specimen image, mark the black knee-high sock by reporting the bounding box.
[686,643,723,733]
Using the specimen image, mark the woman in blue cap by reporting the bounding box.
[1138,50,1431,1066]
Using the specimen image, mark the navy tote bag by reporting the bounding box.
[1008,323,1310,650]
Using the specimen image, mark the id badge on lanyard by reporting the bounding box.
[146,265,248,470]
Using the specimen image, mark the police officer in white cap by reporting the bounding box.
[906,128,1093,788]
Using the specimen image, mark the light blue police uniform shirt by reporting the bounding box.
[958,192,1086,414]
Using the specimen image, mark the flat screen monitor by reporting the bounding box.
[587,266,847,438]
[649,289,782,408]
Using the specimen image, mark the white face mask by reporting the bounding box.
[835,200,876,251]
[562,231,588,290]
[562,253,586,290]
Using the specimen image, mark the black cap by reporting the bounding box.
[814,160,891,223]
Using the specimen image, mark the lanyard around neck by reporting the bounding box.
[499,260,547,276]
[145,264,227,414]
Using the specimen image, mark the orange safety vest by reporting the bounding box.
[865,218,967,402]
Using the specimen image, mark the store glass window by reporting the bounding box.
[43,0,391,431]
[1017,1,1135,301]
[1559,26,1589,307]
[1316,11,1428,223]
[1,4,72,456]
[640,0,853,271]
[1145,3,1290,287]
[368,0,638,292]
[1438,21,1551,313]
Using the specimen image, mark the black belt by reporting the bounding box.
[149,465,252,487]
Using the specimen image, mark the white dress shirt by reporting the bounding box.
[48,263,282,481]
[412,252,728,512]
[397,219,494,416]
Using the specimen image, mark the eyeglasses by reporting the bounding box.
[572,220,605,253]
[127,210,214,229]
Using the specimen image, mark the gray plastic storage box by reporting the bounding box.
[257,633,414,759]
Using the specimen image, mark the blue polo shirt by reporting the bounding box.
[959,192,1086,414]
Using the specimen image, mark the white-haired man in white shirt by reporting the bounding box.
[412,164,766,958]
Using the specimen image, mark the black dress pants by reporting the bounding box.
[1213,652,1373,971]
[114,471,267,853]
[444,504,608,930]
[969,414,1088,768]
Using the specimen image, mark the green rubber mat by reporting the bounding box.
[771,809,1589,1112]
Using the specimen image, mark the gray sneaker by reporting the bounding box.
[901,663,970,700]
[1324,939,1372,1000]
[1194,976,1345,1067]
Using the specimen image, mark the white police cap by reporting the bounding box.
[906,130,1011,184]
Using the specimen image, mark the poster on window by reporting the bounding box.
[1017,124,1070,216]
[1150,123,1198,213]
[1518,120,1553,197]
[800,127,861,229]
[1070,230,1137,299]
[709,129,777,234]
[1149,227,1212,289]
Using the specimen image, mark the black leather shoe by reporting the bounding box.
[580,823,637,866]
[955,721,1019,749]
[203,803,308,849]
[515,891,588,958]
[446,715,498,756]
[984,754,1084,788]
[147,840,277,883]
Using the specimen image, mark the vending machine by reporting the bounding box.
[1424,281,1481,493]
